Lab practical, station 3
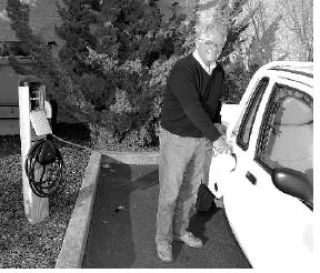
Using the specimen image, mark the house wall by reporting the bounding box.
[0,61,19,135]
[0,60,20,104]
[0,59,33,136]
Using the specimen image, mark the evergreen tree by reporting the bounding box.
[94,0,162,65]
[55,0,100,74]
[6,0,66,101]
[5,0,250,149]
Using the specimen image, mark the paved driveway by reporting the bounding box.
[82,163,251,268]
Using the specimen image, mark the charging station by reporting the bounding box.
[18,77,53,224]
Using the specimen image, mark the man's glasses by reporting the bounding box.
[199,39,224,49]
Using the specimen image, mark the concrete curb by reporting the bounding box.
[55,151,102,268]
[54,150,160,268]
[100,150,159,165]
[101,151,160,182]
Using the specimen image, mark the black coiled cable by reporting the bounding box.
[25,135,64,198]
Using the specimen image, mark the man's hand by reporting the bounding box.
[212,135,231,154]
[214,197,224,209]
[214,123,227,135]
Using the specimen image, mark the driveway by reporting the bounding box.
[82,162,251,268]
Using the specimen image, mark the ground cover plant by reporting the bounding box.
[0,123,90,268]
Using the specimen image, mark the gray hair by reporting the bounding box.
[195,17,228,41]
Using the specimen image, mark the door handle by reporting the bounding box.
[246,171,257,185]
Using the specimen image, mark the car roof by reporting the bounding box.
[259,61,313,88]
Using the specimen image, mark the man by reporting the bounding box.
[155,19,230,263]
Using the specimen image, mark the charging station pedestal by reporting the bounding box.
[18,78,52,224]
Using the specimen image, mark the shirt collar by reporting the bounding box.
[193,49,216,75]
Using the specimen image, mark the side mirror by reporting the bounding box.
[271,168,313,210]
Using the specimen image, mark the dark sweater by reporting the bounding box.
[161,53,224,142]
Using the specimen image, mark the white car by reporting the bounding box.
[208,61,313,269]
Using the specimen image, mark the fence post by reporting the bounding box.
[18,80,49,224]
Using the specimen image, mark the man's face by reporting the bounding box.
[197,30,226,66]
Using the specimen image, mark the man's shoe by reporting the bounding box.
[156,241,172,262]
[176,232,202,248]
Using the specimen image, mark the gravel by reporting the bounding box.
[0,123,91,268]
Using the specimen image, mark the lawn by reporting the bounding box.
[0,123,91,268]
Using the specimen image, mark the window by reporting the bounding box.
[237,77,269,150]
[256,84,313,182]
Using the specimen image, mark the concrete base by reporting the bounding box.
[55,151,102,268]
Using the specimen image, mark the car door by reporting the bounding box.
[224,78,313,269]
[221,76,272,266]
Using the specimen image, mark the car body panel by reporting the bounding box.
[208,61,313,269]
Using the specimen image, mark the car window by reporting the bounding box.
[256,84,313,182]
[237,77,269,150]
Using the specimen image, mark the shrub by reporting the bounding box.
[6,0,250,150]
[75,0,197,150]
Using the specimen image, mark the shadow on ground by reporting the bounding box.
[82,159,251,268]
[53,122,90,144]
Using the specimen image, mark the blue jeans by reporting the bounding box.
[155,128,211,244]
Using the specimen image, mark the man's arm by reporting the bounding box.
[169,66,221,142]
